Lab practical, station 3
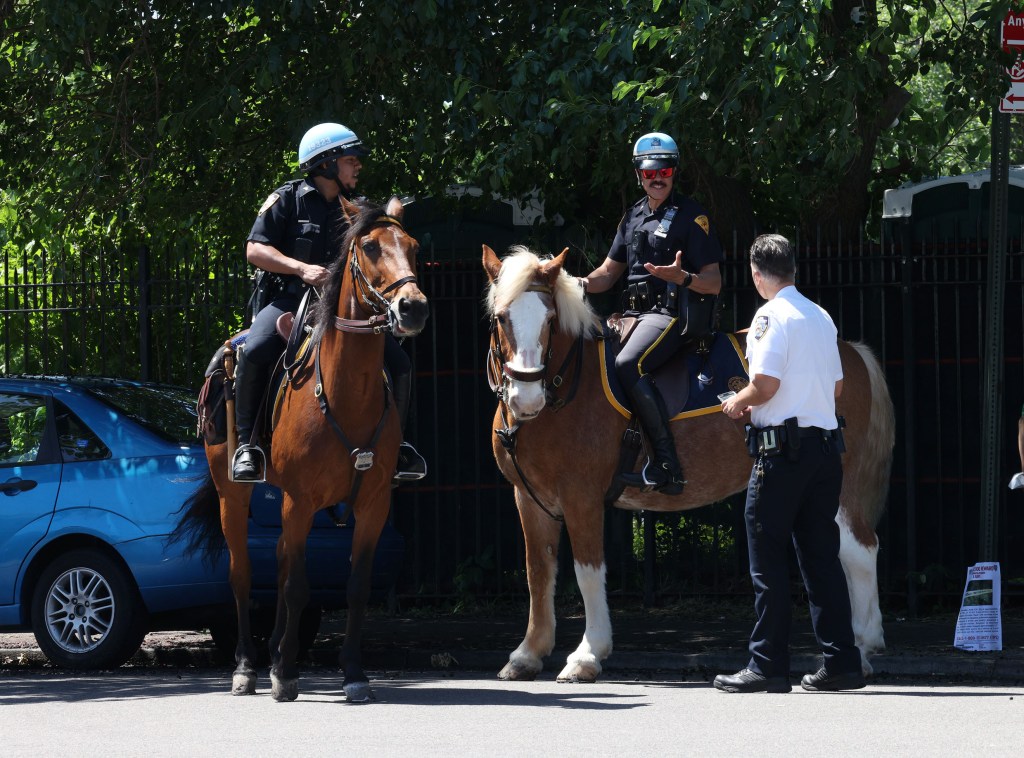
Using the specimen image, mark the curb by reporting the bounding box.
[6,645,1023,683]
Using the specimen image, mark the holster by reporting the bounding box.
[679,289,717,339]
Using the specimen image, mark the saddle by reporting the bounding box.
[600,317,750,505]
[603,315,750,420]
[196,292,317,448]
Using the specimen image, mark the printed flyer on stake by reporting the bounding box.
[953,562,1002,652]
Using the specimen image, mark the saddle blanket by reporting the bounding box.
[599,331,750,421]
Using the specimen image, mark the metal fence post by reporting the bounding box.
[138,246,152,381]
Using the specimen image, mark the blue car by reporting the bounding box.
[0,376,405,669]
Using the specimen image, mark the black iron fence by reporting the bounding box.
[2,225,1023,614]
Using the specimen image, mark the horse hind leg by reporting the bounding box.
[837,511,885,676]
[555,560,611,683]
[219,488,259,695]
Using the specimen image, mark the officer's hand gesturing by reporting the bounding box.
[300,263,331,287]
[644,251,689,285]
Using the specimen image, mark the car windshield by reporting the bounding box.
[87,384,199,445]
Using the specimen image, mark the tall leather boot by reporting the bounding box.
[619,375,684,495]
[231,348,267,482]
[392,370,427,481]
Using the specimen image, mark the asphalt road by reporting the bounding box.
[1,670,1021,758]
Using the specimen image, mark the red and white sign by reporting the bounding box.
[1003,11,1024,49]
[1001,11,1024,113]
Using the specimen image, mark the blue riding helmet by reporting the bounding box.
[298,123,368,172]
[632,132,679,171]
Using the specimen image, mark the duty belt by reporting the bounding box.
[623,281,672,313]
[745,417,846,458]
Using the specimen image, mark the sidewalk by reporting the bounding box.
[5,604,1021,683]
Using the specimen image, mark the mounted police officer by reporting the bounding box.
[715,234,864,693]
[232,122,427,484]
[578,132,724,495]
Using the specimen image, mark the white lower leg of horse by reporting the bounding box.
[837,511,885,674]
[560,561,611,676]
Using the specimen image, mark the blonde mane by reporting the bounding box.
[486,246,602,339]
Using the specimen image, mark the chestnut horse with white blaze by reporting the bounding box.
[483,244,893,683]
[174,197,427,702]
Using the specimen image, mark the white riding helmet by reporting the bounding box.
[298,123,368,173]
[632,132,679,170]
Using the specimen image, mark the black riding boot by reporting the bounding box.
[392,370,427,482]
[619,375,684,495]
[231,349,267,482]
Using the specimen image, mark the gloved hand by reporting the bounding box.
[1010,472,1024,490]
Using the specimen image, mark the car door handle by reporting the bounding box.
[1,477,37,496]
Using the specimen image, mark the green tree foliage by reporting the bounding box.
[0,0,1009,259]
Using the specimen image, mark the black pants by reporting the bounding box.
[613,311,682,391]
[744,440,860,678]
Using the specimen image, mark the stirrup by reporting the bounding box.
[231,443,266,483]
[393,441,427,482]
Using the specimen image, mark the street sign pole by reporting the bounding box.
[981,3,1016,561]
[980,106,1009,562]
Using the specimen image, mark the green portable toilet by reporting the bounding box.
[882,167,1024,245]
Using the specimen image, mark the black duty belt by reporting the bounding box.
[745,417,845,458]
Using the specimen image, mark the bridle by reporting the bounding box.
[332,213,419,335]
[311,212,419,521]
[486,280,586,522]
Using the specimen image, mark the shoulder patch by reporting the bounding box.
[754,315,770,340]
[694,214,710,235]
[258,192,281,216]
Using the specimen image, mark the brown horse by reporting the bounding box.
[175,197,427,702]
[482,244,894,682]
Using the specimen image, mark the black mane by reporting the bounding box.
[309,198,391,343]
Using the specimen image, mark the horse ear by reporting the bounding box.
[386,195,404,220]
[482,244,502,282]
[340,196,360,223]
[540,247,569,285]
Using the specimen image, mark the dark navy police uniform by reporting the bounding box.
[742,286,860,680]
[609,191,724,391]
[244,179,346,367]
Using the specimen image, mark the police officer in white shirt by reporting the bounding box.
[714,234,865,694]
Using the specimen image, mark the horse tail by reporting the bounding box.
[167,472,225,568]
[850,341,895,529]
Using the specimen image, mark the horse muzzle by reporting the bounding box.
[390,292,429,337]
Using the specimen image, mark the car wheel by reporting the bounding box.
[31,548,148,670]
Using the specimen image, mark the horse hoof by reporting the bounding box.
[270,672,299,702]
[556,660,600,683]
[344,681,374,703]
[231,672,257,695]
[498,660,540,681]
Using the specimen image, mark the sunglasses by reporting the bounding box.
[638,167,675,180]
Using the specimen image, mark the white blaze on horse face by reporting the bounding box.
[504,291,550,419]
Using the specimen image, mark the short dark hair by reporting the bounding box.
[748,234,796,281]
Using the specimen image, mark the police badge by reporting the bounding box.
[258,192,281,216]
[754,315,770,340]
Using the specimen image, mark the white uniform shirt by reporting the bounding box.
[746,285,842,430]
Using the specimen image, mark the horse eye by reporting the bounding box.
[362,238,380,255]
[496,314,507,325]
